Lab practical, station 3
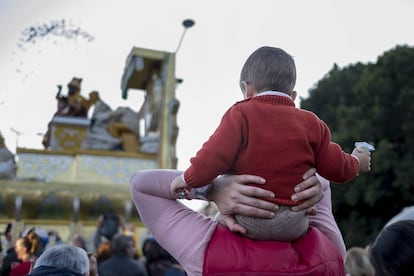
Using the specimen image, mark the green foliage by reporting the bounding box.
[300,45,414,247]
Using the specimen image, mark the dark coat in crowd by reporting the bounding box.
[98,254,147,276]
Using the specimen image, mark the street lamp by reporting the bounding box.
[175,19,196,54]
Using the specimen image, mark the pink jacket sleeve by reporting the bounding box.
[130,169,217,276]
[309,174,346,260]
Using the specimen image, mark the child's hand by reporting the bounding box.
[171,175,190,199]
[352,148,371,172]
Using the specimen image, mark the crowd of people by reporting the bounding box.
[0,203,413,276]
[0,214,185,276]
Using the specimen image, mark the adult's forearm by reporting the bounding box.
[130,169,181,199]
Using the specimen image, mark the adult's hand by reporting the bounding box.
[209,174,276,233]
[291,168,323,214]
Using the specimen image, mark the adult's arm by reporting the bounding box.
[130,169,216,276]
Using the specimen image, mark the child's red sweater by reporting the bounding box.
[184,94,359,205]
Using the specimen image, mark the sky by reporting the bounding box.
[1,0,414,174]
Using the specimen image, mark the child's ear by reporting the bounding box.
[290,91,297,101]
[245,83,255,98]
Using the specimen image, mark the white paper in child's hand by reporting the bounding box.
[354,141,375,152]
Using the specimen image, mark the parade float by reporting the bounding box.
[0,46,180,243]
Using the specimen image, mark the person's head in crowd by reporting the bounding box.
[100,212,120,240]
[142,236,183,276]
[29,244,90,276]
[14,236,35,261]
[71,234,87,251]
[22,227,49,250]
[345,246,375,276]
[26,228,46,256]
[111,233,135,258]
[94,212,120,252]
[142,237,176,264]
[369,219,414,276]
